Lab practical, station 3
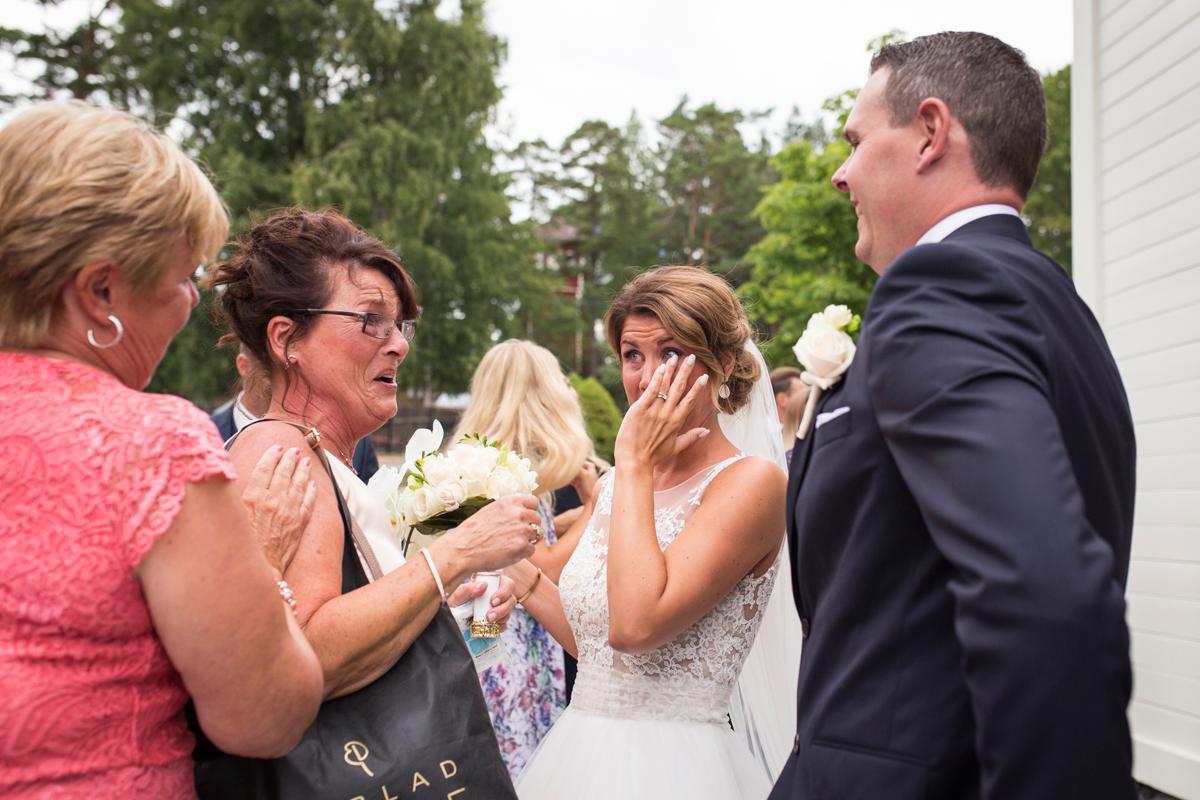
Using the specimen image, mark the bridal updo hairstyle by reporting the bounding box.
[604,266,759,415]
[207,208,418,386]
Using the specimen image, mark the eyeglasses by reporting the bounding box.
[290,309,417,342]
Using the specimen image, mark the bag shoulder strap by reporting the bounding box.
[225,419,385,582]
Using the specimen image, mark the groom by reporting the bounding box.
[772,32,1137,800]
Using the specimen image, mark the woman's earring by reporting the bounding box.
[286,354,298,368]
[86,314,124,350]
[718,381,731,400]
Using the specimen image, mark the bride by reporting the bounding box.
[506,266,793,798]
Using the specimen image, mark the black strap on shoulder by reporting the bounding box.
[224,418,364,592]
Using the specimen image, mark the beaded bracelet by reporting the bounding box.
[276,578,298,617]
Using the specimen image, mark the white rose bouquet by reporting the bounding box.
[368,421,539,557]
[792,304,861,439]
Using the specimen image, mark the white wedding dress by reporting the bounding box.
[516,455,778,798]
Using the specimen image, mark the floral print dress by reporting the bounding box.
[478,503,566,779]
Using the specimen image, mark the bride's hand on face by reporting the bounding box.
[614,354,711,469]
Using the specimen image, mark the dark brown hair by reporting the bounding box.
[207,208,418,372]
[770,366,802,396]
[604,266,758,414]
[870,31,1047,198]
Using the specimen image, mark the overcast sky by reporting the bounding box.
[1,0,1073,143]
[485,0,1074,147]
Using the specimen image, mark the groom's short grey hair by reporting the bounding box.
[870,31,1047,199]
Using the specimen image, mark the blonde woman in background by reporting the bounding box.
[453,339,594,778]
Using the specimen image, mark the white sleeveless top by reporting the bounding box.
[326,453,406,577]
[560,455,779,725]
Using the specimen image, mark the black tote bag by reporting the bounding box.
[192,424,517,799]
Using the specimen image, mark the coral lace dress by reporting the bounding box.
[0,352,235,798]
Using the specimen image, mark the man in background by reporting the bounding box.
[770,366,805,423]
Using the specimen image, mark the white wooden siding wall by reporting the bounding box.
[1075,1,1200,797]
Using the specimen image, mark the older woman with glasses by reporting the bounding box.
[199,208,539,792]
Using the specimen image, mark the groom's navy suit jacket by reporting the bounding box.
[771,215,1137,800]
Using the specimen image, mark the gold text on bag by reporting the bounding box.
[346,758,466,799]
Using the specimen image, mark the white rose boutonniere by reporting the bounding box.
[792,304,861,440]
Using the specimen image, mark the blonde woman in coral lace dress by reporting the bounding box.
[0,102,323,798]
[506,267,790,798]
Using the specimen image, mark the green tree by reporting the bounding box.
[2,0,541,405]
[286,0,539,398]
[653,100,775,280]
[522,118,661,377]
[518,102,776,395]
[1025,64,1071,272]
[738,138,874,370]
[569,373,622,463]
[780,104,832,147]
[0,1,116,103]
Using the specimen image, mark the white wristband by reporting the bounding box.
[420,548,447,603]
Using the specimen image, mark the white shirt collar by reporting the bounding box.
[232,391,258,432]
[916,204,1020,246]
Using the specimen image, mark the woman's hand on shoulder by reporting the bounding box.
[240,444,317,575]
[226,421,344,626]
[227,422,319,570]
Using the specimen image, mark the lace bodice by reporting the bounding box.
[559,456,779,725]
[0,352,235,797]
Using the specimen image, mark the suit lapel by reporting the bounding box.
[785,386,836,616]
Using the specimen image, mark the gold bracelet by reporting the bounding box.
[516,567,543,605]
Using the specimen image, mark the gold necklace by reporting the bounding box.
[334,447,357,475]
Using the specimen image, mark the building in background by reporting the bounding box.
[1073,2,1200,798]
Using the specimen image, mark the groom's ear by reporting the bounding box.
[914,97,952,174]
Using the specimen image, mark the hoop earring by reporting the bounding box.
[86,314,124,350]
[718,381,731,400]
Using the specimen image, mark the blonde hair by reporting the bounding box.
[605,266,759,414]
[454,340,592,496]
[0,101,228,346]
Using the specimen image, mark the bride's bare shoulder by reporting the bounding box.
[699,455,786,509]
